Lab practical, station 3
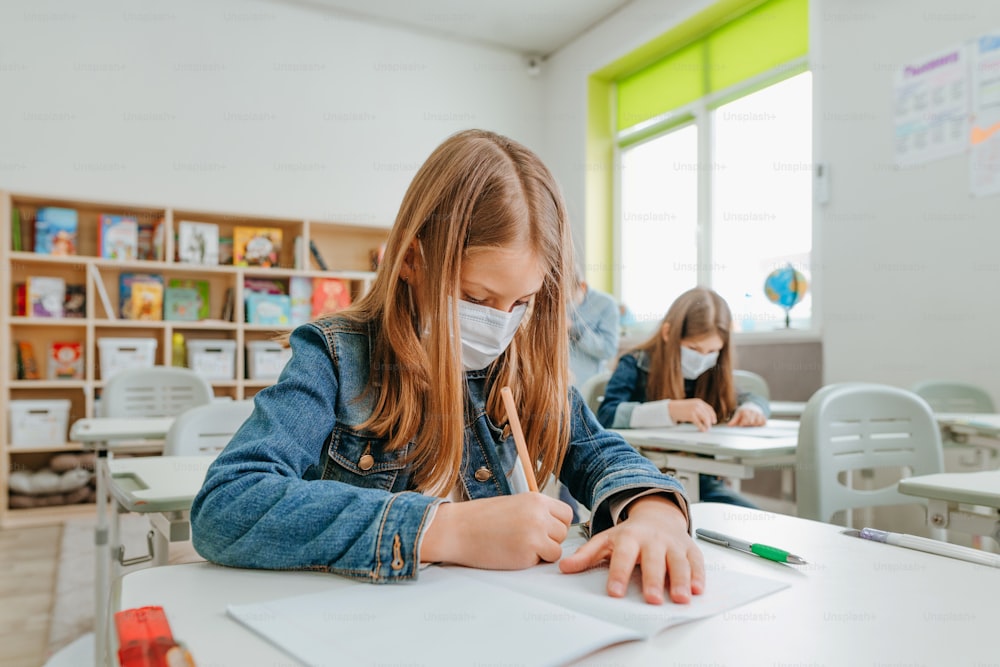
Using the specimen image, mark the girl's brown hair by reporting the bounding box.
[634,287,737,420]
[341,129,574,495]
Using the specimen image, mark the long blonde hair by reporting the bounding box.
[341,130,574,494]
[635,287,737,420]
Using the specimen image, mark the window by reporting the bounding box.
[600,0,811,332]
[617,71,812,332]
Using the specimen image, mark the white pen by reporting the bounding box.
[852,527,1000,568]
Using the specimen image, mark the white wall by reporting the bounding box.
[545,0,1000,399]
[813,0,1000,396]
[0,0,543,226]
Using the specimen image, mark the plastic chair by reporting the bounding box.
[733,369,770,400]
[163,399,254,456]
[579,371,613,415]
[796,383,945,525]
[911,380,996,414]
[99,366,214,418]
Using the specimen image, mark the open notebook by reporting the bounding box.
[227,538,789,667]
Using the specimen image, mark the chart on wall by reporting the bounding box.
[970,33,1000,197]
[893,45,970,167]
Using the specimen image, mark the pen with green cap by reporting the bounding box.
[695,528,807,564]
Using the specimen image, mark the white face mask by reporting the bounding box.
[457,299,527,371]
[680,346,719,380]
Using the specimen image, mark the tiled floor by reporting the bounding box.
[0,523,60,667]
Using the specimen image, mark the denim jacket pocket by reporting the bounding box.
[322,425,409,491]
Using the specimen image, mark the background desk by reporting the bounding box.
[118,502,999,666]
[614,421,798,503]
[933,413,1000,470]
[769,400,806,419]
[70,415,185,667]
[899,470,1000,547]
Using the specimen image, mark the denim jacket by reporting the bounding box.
[191,317,688,582]
[597,350,771,429]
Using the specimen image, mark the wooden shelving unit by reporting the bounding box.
[1,190,388,527]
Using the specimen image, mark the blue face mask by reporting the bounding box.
[680,346,719,380]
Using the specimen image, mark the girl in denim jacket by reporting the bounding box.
[597,287,770,507]
[192,130,703,605]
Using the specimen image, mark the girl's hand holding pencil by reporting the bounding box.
[421,386,573,569]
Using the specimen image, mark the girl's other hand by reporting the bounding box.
[558,495,705,605]
[421,493,573,569]
[727,405,767,427]
[668,398,717,431]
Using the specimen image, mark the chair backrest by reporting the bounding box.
[579,371,613,416]
[796,383,945,524]
[911,380,996,413]
[733,369,770,400]
[99,366,214,418]
[163,400,255,456]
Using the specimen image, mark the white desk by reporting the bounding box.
[118,502,1000,666]
[69,416,179,667]
[614,421,799,502]
[933,413,1000,468]
[769,400,806,419]
[899,470,1000,546]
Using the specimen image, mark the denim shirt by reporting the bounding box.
[597,350,771,429]
[191,317,688,583]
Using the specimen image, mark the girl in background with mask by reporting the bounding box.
[191,130,704,606]
[596,287,769,507]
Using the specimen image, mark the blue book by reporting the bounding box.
[245,293,291,326]
[34,207,78,256]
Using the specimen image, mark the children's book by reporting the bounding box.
[245,293,291,326]
[11,207,22,251]
[167,278,210,319]
[227,537,789,667]
[243,277,287,295]
[63,284,86,318]
[98,214,139,260]
[136,217,166,261]
[16,341,40,379]
[48,342,84,379]
[13,283,26,316]
[34,207,78,256]
[308,239,328,270]
[164,287,203,321]
[177,220,220,265]
[311,277,351,317]
[234,226,282,267]
[119,273,164,319]
[289,276,313,326]
[27,276,66,317]
[129,281,164,320]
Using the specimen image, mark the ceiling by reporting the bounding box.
[263,0,634,56]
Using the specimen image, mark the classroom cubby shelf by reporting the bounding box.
[1,189,388,527]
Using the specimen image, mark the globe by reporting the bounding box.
[764,265,808,328]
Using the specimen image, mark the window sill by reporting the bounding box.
[732,328,821,345]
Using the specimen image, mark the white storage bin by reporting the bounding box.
[246,341,292,380]
[98,337,158,380]
[187,339,236,380]
[8,399,71,447]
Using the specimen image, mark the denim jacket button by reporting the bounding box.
[474,467,492,482]
[358,454,375,471]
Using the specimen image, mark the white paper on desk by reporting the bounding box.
[226,538,788,667]
[227,571,639,667]
[461,537,789,637]
[668,423,798,438]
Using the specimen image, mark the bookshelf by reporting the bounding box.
[1,190,388,527]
